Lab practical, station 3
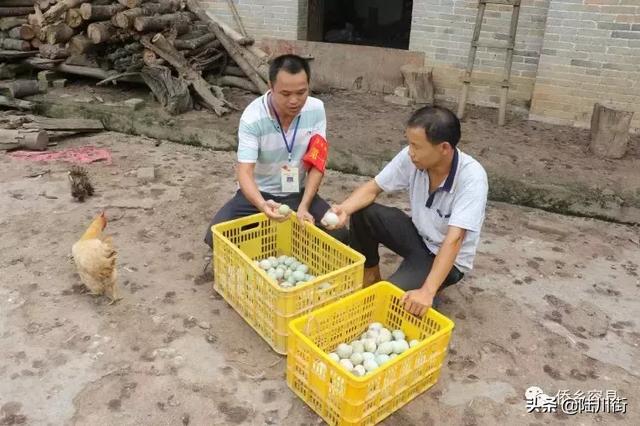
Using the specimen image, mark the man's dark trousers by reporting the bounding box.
[350,203,464,291]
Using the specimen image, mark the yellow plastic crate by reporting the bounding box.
[287,282,455,425]
[212,212,365,354]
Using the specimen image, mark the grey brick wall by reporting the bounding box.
[202,0,640,131]
[529,0,640,131]
[409,0,551,109]
[200,0,304,41]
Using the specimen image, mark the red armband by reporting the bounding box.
[303,134,329,174]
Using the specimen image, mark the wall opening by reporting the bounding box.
[307,0,413,50]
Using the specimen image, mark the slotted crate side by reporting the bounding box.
[287,282,454,425]
[212,213,365,354]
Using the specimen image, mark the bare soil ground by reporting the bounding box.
[1,127,639,425]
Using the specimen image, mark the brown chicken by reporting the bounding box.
[72,211,120,303]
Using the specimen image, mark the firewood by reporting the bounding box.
[42,0,88,26]
[4,1,36,6]
[43,22,74,44]
[80,3,126,21]
[0,94,35,110]
[22,117,104,131]
[141,64,192,114]
[0,7,34,17]
[401,65,435,105]
[36,0,51,10]
[223,65,244,78]
[67,33,91,55]
[133,12,193,33]
[8,24,34,40]
[0,129,48,151]
[211,15,253,46]
[38,43,69,59]
[141,33,231,115]
[64,54,99,67]
[0,17,28,31]
[87,21,114,44]
[27,12,42,28]
[174,33,216,50]
[24,57,144,84]
[117,0,149,8]
[87,21,135,44]
[590,103,634,159]
[112,0,180,29]
[214,75,259,94]
[105,42,141,61]
[0,63,29,79]
[190,50,224,72]
[0,80,43,98]
[65,8,84,28]
[186,0,267,93]
[0,37,32,51]
[142,48,164,66]
[31,37,41,49]
[113,53,143,72]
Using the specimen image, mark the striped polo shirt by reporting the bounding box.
[237,91,327,196]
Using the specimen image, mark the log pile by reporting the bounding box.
[0,0,271,115]
[0,113,104,151]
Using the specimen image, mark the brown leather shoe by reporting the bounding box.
[363,265,382,287]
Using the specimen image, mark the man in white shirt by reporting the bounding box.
[204,54,347,247]
[327,106,488,317]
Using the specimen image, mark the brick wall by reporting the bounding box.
[202,0,639,131]
[409,0,551,109]
[200,0,305,41]
[529,0,640,131]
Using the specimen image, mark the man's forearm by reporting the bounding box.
[422,239,462,295]
[300,168,323,209]
[340,180,381,214]
[238,170,267,211]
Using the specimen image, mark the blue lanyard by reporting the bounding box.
[269,96,301,163]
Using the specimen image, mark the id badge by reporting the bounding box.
[281,166,300,193]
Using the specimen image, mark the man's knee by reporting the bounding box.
[351,203,380,225]
[204,201,237,247]
[327,227,349,244]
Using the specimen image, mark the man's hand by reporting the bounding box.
[260,200,288,222]
[296,205,314,227]
[323,204,350,230]
[401,288,435,317]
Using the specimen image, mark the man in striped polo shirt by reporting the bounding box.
[204,54,348,247]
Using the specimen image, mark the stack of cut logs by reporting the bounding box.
[0,113,104,151]
[0,0,270,115]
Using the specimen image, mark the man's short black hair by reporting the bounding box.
[407,106,461,148]
[269,54,310,84]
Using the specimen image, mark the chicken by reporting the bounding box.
[68,166,94,202]
[72,211,120,303]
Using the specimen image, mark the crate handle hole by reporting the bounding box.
[240,221,261,233]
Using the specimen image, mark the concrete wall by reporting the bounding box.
[529,0,640,132]
[258,38,425,93]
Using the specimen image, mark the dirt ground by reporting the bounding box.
[1,122,639,425]
[35,82,640,198]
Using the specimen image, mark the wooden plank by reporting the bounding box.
[0,49,38,59]
[0,94,35,110]
[0,7,34,17]
[481,0,520,5]
[22,117,104,131]
[473,40,513,50]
